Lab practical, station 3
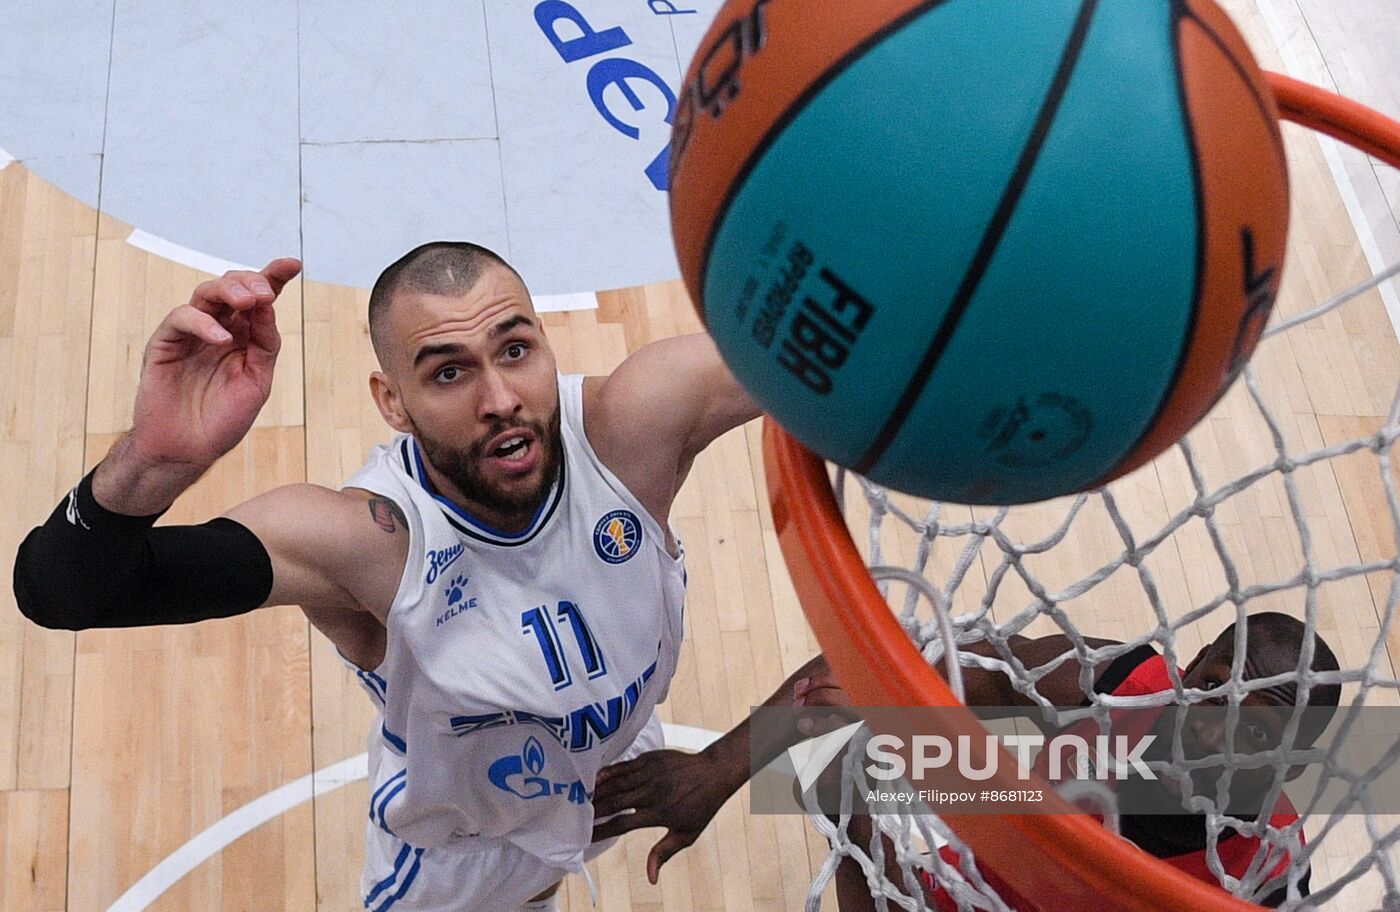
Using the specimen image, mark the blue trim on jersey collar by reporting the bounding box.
[402,437,565,547]
[412,440,549,538]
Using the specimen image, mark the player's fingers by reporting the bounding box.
[244,304,281,374]
[260,257,302,295]
[592,809,659,843]
[156,303,234,347]
[804,668,843,693]
[796,674,843,702]
[590,815,632,843]
[190,272,273,313]
[249,301,280,348]
[647,832,691,885]
[187,277,241,315]
[796,681,853,709]
[797,709,858,738]
[595,754,651,789]
[591,780,652,819]
[224,273,273,308]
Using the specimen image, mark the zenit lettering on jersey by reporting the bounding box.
[424,543,464,584]
[449,709,567,743]
[449,655,658,752]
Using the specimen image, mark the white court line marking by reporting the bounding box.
[1257,0,1400,338]
[658,722,721,753]
[125,229,255,276]
[104,752,368,912]
[0,146,14,171]
[534,291,600,314]
[104,722,721,912]
[124,228,600,312]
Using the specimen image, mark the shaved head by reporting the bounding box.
[368,241,524,366]
[364,240,560,533]
[1216,612,1340,703]
[1211,611,1341,746]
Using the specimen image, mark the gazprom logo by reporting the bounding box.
[487,735,589,805]
[593,510,642,564]
[523,736,546,776]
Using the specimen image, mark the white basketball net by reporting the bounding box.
[803,251,1400,912]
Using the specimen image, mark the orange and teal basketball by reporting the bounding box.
[669,0,1289,504]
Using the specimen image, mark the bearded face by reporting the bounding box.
[371,263,565,531]
[411,401,563,521]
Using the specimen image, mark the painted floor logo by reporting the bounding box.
[1,2,724,296]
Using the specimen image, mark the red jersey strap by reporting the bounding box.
[1105,646,1178,696]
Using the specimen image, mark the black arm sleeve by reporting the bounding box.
[12,468,275,630]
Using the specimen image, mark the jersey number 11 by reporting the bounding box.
[522,601,609,691]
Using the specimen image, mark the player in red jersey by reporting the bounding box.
[594,613,1338,909]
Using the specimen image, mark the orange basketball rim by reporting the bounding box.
[764,72,1400,912]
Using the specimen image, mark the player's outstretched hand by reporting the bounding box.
[132,258,301,468]
[793,667,868,808]
[795,664,857,736]
[592,749,729,884]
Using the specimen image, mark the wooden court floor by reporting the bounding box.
[2,1,1399,910]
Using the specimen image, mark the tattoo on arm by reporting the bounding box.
[367,496,409,534]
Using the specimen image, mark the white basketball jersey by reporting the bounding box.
[343,374,686,869]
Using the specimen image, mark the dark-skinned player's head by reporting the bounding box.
[1162,612,1341,812]
[366,242,562,533]
[1183,612,1341,728]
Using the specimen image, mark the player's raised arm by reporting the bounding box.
[97,258,303,513]
[584,332,762,521]
[591,632,1126,882]
[11,258,396,631]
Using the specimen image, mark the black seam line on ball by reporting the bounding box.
[853,0,1101,476]
[1179,2,1287,167]
[1091,0,1204,489]
[695,0,953,314]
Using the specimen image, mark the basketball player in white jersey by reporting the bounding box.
[14,243,762,911]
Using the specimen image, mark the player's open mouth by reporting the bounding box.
[486,430,538,475]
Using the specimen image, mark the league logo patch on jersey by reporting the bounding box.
[593,510,642,564]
